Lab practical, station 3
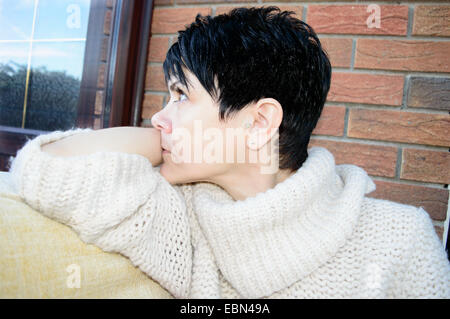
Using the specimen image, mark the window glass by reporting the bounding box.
[0,0,91,131]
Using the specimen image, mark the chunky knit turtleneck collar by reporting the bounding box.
[192,146,376,299]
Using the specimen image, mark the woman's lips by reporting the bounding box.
[161,143,171,153]
[162,146,171,154]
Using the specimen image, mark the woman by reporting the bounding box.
[8,7,450,298]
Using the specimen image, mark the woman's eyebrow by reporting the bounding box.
[169,81,190,92]
[169,81,180,92]
[169,80,195,95]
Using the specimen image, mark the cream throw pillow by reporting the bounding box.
[0,172,173,298]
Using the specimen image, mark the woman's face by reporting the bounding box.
[151,69,254,185]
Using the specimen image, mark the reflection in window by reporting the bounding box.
[0,0,91,131]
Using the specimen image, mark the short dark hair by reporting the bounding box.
[163,6,332,171]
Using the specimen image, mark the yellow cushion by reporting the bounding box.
[0,172,173,298]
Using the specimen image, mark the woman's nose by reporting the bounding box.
[151,111,172,133]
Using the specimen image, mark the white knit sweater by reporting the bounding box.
[8,128,450,299]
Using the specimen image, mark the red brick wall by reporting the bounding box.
[142,1,450,242]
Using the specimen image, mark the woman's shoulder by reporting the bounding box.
[357,196,442,247]
[361,196,432,224]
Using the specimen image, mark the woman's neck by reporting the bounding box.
[206,165,295,201]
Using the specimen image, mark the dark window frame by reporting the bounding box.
[0,0,154,171]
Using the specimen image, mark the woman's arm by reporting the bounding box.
[8,127,192,298]
[396,207,450,298]
[41,126,163,167]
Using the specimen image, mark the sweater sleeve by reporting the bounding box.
[398,207,450,298]
[7,128,192,298]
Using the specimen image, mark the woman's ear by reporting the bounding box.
[247,98,283,150]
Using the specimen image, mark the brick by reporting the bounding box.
[354,39,450,73]
[366,180,449,221]
[265,0,448,2]
[94,91,104,115]
[154,0,174,5]
[216,4,302,17]
[104,9,112,35]
[320,38,352,68]
[413,5,450,37]
[101,37,109,62]
[306,5,408,35]
[142,94,165,119]
[97,63,106,89]
[151,7,212,34]
[348,109,450,147]
[308,139,397,178]
[434,226,444,243]
[401,148,450,184]
[407,77,450,112]
[148,37,170,63]
[312,105,346,137]
[327,73,404,106]
[264,0,353,2]
[179,0,254,4]
[145,65,167,91]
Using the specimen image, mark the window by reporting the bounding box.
[0,0,154,171]
[0,0,91,131]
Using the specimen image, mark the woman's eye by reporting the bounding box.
[173,88,188,103]
[178,93,187,102]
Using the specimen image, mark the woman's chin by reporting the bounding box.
[160,162,212,185]
[159,162,189,185]
[159,163,175,183]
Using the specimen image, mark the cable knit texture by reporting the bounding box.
[8,128,450,299]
